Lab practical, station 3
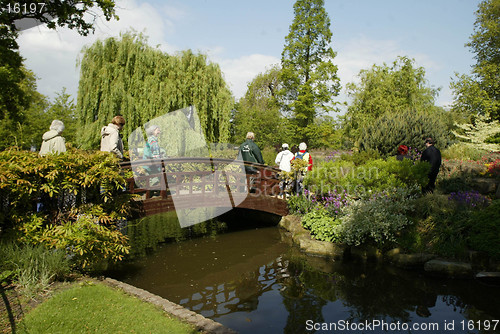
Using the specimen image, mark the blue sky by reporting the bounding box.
[18,0,481,113]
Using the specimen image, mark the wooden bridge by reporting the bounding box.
[120,158,289,220]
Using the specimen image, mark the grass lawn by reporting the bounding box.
[16,281,199,334]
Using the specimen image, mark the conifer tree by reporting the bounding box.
[280,0,340,143]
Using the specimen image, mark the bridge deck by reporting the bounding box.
[120,157,289,217]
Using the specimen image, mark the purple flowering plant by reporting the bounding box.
[448,191,490,209]
[407,146,422,161]
[298,188,351,216]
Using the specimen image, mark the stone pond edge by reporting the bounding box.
[104,277,237,334]
[278,214,500,280]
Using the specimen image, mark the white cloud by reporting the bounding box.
[217,54,280,100]
[17,0,179,100]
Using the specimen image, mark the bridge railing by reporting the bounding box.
[119,157,283,200]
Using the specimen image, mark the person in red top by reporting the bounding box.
[292,142,313,171]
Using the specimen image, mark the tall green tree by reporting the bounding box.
[451,0,500,121]
[280,0,341,143]
[0,0,118,127]
[0,68,48,150]
[77,32,233,149]
[44,88,78,146]
[232,66,292,148]
[343,56,440,142]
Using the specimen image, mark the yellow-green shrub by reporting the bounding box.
[0,148,132,270]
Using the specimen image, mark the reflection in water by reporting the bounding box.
[109,223,500,334]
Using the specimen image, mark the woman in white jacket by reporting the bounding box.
[39,120,66,156]
[100,115,125,159]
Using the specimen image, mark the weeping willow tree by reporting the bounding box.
[76,31,233,150]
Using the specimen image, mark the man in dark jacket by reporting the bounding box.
[420,137,442,194]
[239,132,264,174]
[239,132,264,193]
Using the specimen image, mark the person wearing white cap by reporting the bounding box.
[275,143,294,172]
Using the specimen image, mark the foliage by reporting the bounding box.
[261,146,276,166]
[18,282,198,334]
[452,114,500,151]
[467,200,500,259]
[232,66,292,148]
[0,242,70,298]
[451,0,500,121]
[0,68,49,150]
[338,149,379,166]
[441,142,488,160]
[0,0,117,36]
[0,148,132,270]
[287,193,318,215]
[280,0,341,143]
[359,109,453,157]
[301,208,341,242]
[304,157,429,198]
[306,115,345,149]
[344,56,440,140]
[77,32,233,150]
[335,187,418,247]
[403,194,497,259]
[437,157,491,193]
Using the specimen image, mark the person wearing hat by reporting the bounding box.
[275,143,294,196]
[420,137,441,194]
[275,143,294,172]
[292,142,313,171]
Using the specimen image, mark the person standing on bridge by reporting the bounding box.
[239,132,264,173]
[275,143,294,196]
[239,132,264,193]
[275,143,294,172]
[100,115,126,160]
[143,125,162,160]
[291,142,313,194]
[142,124,164,189]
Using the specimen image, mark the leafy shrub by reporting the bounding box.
[0,148,132,271]
[359,110,453,157]
[437,158,489,193]
[404,194,482,259]
[304,157,428,198]
[442,143,488,161]
[335,187,418,247]
[0,242,70,297]
[287,193,318,215]
[301,209,341,242]
[261,146,277,166]
[468,200,500,259]
[339,149,379,166]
